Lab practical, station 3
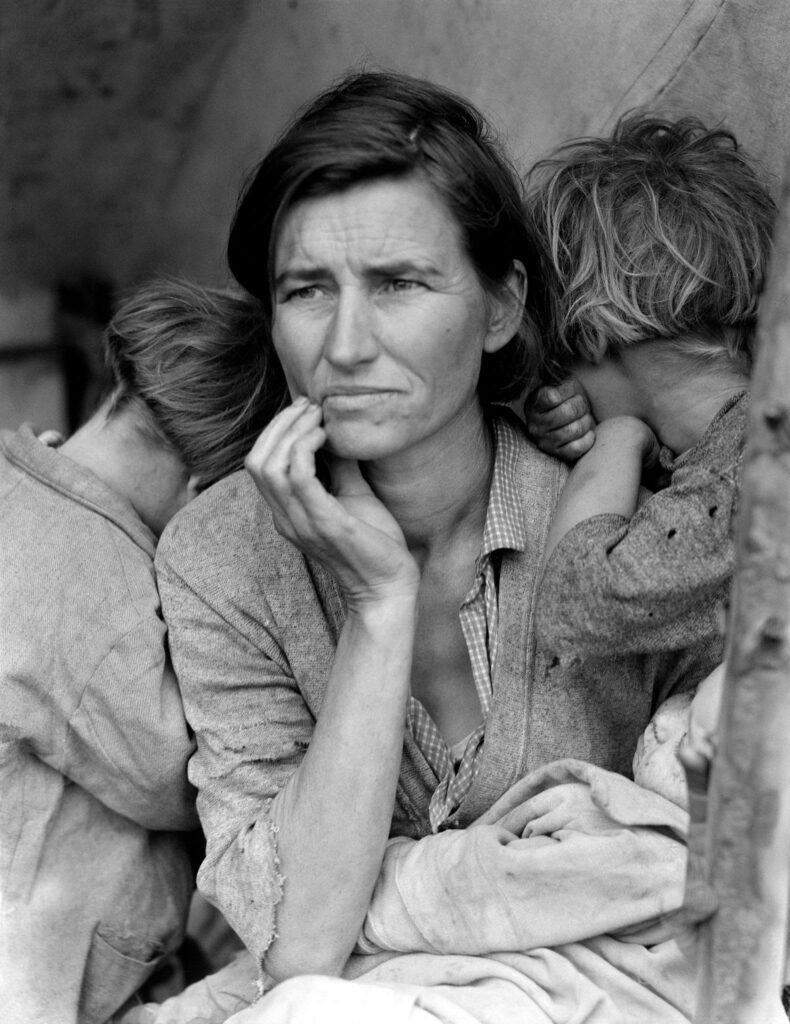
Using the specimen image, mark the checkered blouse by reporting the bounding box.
[407,415,527,832]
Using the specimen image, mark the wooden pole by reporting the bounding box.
[695,169,790,1023]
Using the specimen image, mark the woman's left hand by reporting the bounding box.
[502,782,618,839]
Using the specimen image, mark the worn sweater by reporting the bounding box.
[0,425,197,1024]
[537,391,747,658]
[155,413,720,965]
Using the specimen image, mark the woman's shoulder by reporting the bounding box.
[493,409,569,501]
[156,469,308,593]
[160,470,277,553]
[155,468,341,662]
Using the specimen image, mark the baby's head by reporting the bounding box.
[527,112,776,384]
[633,665,726,807]
[632,691,693,806]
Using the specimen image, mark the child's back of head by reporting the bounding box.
[102,278,288,489]
[527,112,777,383]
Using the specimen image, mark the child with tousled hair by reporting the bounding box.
[521,119,782,1006]
[524,112,775,724]
[0,278,285,1024]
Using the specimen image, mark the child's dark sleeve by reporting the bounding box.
[536,463,736,657]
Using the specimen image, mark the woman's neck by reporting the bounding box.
[361,402,494,566]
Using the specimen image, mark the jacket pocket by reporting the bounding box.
[78,929,165,1024]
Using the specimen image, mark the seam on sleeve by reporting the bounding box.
[65,619,185,804]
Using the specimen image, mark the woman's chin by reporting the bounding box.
[322,424,402,462]
[323,437,392,462]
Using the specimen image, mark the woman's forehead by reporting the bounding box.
[274,176,466,274]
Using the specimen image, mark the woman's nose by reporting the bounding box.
[322,290,377,368]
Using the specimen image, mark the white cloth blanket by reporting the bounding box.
[356,757,691,957]
[129,759,700,1024]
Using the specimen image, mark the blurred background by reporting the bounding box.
[2,0,788,436]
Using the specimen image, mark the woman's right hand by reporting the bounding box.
[245,398,419,606]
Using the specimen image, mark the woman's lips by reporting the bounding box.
[321,389,396,410]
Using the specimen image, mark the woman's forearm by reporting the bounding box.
[264,594,417,981]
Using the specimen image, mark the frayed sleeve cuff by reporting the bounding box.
[199,802,285,966]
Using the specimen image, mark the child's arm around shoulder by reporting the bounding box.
[542,415,659,566]
[537,413,736,657]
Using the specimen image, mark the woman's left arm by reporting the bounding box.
[358,774,689,956]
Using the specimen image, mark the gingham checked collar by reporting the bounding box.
[478,413,528,559]
[408,413,528,830]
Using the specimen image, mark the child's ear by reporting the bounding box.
[186,473,203,502]
[483,260,528,354]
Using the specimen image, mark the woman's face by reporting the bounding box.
[271,175,519,462]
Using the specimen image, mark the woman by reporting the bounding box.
[154,73,719,1022]
[0,278,283,1024]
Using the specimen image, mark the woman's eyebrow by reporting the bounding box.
[364,258,443,278]
[275,258,443,287]
[274,265,330,287]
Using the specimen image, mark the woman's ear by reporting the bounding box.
[483,260,528,354]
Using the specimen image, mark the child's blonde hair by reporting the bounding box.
[105,278,288,488]
[527,112,777,380]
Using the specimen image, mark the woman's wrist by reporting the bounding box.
[344,584,419,626]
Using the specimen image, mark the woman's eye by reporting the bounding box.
[385,278,421,293]
[288,285,321,301]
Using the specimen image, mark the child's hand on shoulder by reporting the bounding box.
[525,378,596,462]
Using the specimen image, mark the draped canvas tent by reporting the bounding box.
[3,0,790,298]
[5,0,790,432]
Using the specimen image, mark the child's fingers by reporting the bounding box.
[531,413,596,462]
[551,431,596,462]
[555,393,592,428]
[529,378,586,413]
[527,402,586,436]
[539,409,595,443]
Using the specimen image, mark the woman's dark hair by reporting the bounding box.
[228,70,552,402]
